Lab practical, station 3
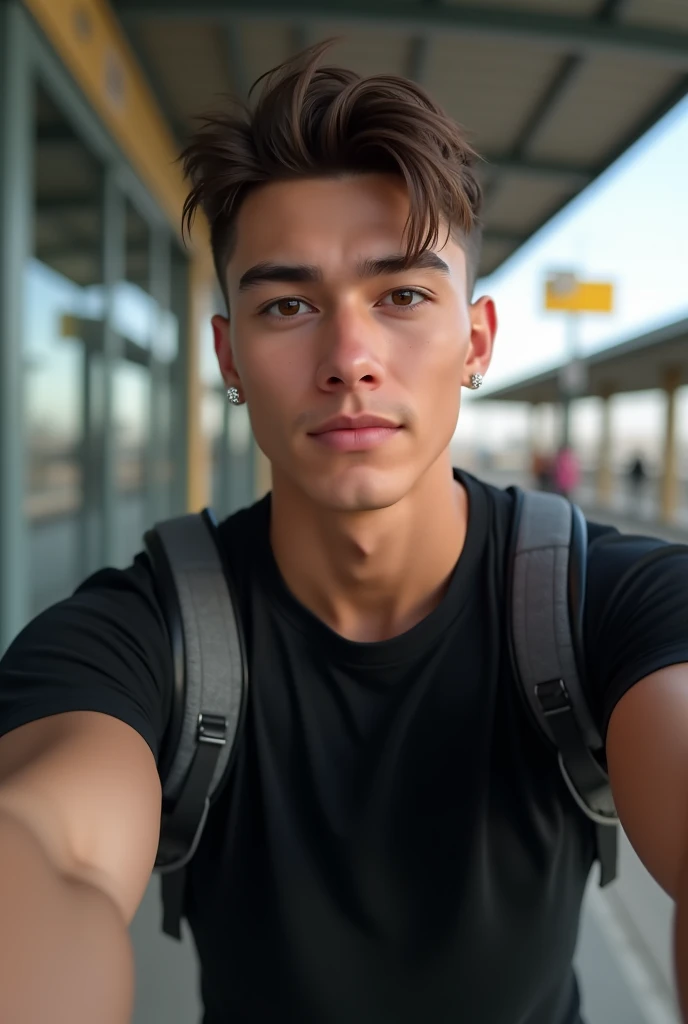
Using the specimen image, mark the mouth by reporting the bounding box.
[308,415,403,453]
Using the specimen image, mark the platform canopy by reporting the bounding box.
[112,0,688,279]
[479,315,688,403]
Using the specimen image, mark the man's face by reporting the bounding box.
[213,173,496,512]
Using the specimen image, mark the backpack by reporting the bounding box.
[144,488,619,941]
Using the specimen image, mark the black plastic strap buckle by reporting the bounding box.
[156,712,228,873]
[198,713,227,745]
[535,679,571,716]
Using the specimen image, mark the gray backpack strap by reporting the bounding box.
[144,509,247,938]
[508,487,618,886]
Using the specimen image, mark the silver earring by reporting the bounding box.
[227,386,240,405]
[470,373,484,390]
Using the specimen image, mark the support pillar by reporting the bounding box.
[528,403,541,481]
[660,368,681,524]
[596,390,614,508]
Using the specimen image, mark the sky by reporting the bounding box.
[458,93,688,463]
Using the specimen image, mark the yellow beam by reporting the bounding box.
[22,0,192,231]
[186,257,216,511]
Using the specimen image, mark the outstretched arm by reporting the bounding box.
[606,664,688,1018]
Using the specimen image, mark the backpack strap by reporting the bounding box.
[144,508,248,938]
[507,487,618,886]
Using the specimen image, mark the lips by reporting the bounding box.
[309,414,400,435]
[308,415,403,452]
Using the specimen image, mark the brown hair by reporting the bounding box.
[180,41,483,299]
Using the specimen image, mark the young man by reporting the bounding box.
[1,44,688,1024]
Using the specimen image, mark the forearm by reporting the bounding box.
[0,809,134,1024]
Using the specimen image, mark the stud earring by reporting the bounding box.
[227,386,241,405]
[470,373,484,390]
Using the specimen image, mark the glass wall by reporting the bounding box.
[26,84,105,615]
[12,67,189,619]
[111,199,153,567]
[0,4,252,645]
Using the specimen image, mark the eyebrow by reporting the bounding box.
[237,251,450,291]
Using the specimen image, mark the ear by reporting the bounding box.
[463,296,497,387]
[211,314,242,396]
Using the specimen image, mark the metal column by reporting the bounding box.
[150,225,172,524]
[100,172,126,566]
[0,2,33,649]
[660,368,681,524]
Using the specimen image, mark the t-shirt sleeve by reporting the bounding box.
[0,554,173,763]
[584,526,688,744]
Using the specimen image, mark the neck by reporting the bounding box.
[269,457,468,642]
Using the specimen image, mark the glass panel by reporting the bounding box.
[111,199,153,565]
[112,359,150,567]
[161,244,189,517]
[25,84,104,615]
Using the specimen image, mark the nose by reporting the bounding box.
[315,308,386,394]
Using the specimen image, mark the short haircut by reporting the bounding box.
[180,41,483,300]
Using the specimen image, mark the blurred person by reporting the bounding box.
[531,449,553,491]
[628,453,648,504]
[553,444,580,499]
[2,42,688,1024]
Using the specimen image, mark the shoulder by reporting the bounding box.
[0,554,173,761]
[584,517,688,617]
[581,518,688,738]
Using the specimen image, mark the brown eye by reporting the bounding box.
[391,289,415,306]
[263,298,313,319]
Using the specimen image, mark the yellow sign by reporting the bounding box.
[545,274,614,313]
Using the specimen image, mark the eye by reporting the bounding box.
[379,289,428,309]
[262,298,314,318]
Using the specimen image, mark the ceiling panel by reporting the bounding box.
[483,175,577,231]
[477,237,519,278]
[35,142,100,196]
[425,38,564,153]
[238,20,295,93]
[308,28,409,78]
[621,0,688,31]
[137,19,233,124]
[528,54,678,165]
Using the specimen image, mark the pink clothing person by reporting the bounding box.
[553,446,580,498]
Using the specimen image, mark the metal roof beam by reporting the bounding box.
[405,0,442,84]
[482,229,526,246]
[482,155,592,187]
[227,22,251,100]
[290,24,311,57]
[507,0,630,159]
[406,35,431,84]
[114,0,688,69]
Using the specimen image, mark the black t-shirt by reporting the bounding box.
[2,469,688,1024]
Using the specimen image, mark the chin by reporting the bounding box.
[303,465,411,513]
